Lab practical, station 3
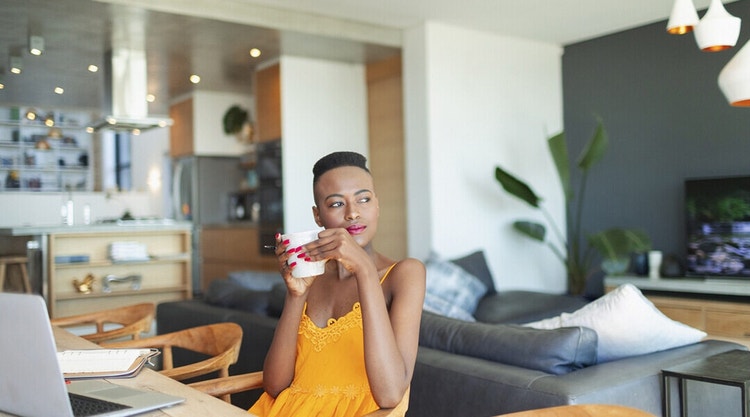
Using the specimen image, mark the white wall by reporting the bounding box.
[191,90,255,156]
[403,22,566,292]
[280,56,369,233]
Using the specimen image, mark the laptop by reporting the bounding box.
[0,293,185,417]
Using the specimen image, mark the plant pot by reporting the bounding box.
[601,256,630,275]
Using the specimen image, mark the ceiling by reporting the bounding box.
[0,0,737,114]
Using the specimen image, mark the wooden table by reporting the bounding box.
[0,326,254,417]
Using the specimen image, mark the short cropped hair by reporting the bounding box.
[312,151,370,185]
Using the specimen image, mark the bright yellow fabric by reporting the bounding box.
[249,265,400,417]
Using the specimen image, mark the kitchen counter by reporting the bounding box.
[0,221,194,316]
[0,219,192,236]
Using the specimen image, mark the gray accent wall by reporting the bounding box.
[562,0,750,276]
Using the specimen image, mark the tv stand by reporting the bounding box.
[605,275,750,349]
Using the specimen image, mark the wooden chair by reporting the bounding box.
[494,404,656,416]
[188,371,410,416]
[50,302,155,343]
[104,322,243,401]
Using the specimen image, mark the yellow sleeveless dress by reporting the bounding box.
[248,265,398,417]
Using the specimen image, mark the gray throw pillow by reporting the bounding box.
[424,254,488,321]
[450,250,496,294]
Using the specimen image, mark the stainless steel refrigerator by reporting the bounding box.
[167,155,243,295]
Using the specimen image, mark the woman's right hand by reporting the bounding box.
[274,233,317,296]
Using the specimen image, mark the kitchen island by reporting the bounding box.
[0,220,192,317]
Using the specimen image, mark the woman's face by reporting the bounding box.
[313,166,379,246]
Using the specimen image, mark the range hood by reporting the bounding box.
[91,48,172,133]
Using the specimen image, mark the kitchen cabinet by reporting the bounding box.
[44,225,192,317]
[200,225,277,292]
[0,106,92,192]
[254,63,282,143]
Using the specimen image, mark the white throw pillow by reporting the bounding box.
[423,253,488,321]
[524,283,707,362]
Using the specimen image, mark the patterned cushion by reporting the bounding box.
[423,253,489,321]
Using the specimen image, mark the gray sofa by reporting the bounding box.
[155,254,745,417]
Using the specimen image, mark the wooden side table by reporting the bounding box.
[662,349,750,417]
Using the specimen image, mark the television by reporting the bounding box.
[685,175,750,278]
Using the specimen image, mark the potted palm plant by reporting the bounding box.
[494,118,651,294]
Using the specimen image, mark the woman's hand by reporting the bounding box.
[302,228,373,277]
[274,233,317,295]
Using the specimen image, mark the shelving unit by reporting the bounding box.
[47,228,192,317]
[0,106,93,192]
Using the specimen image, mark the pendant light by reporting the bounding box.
[667,0,699,34]
[693,0,741,52]
[718,40,750,106]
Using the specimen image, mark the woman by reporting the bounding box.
[249,151,426,417]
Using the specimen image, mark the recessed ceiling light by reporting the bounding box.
[0,83,4,90]
[44,118,54,127]
[54,87,64,95]
[249,48,261,58]
[88,64,99,73]
[9,56,22,74]
[146,94,155,103]
[189,74,201,84]
[29,35,44,56]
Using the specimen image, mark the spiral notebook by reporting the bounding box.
[57,348,160,379]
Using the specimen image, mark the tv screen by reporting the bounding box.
[685,175,750,278]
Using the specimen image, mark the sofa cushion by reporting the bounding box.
[424,254,488,321]
[228,270,283,291]
[524,283,707,363]
[449,250,496,294]
[205,279,270,315]
[474,291,589,324]
[419,311,598,375]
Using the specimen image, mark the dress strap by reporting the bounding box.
[379,263,398,285]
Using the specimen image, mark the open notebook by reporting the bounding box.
[0,293,184,417]
[58,348,160,379]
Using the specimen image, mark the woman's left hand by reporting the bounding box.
[302,228,372,276]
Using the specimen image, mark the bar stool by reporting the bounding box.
[0,256,31,293]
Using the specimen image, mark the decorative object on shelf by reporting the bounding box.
[5,170,20,189]
[494,117,652,295]
[73,273,95,294]
[660,253,686,277]
[108,241,149,262]
[588,228,652,276]
[222,105,254,144]
[648,250,663,280]
[102,274,142,293]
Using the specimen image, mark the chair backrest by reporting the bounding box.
[189,371,410,416]
[50,303,155,343]
[103,322,243,383]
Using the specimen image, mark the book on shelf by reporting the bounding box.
[57,348,160,379]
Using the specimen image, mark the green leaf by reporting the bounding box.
[587,228,652,260]
[495,167,542,208]
[576,119,608,172]
[547,132,571,202]
[513,221,546,242]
